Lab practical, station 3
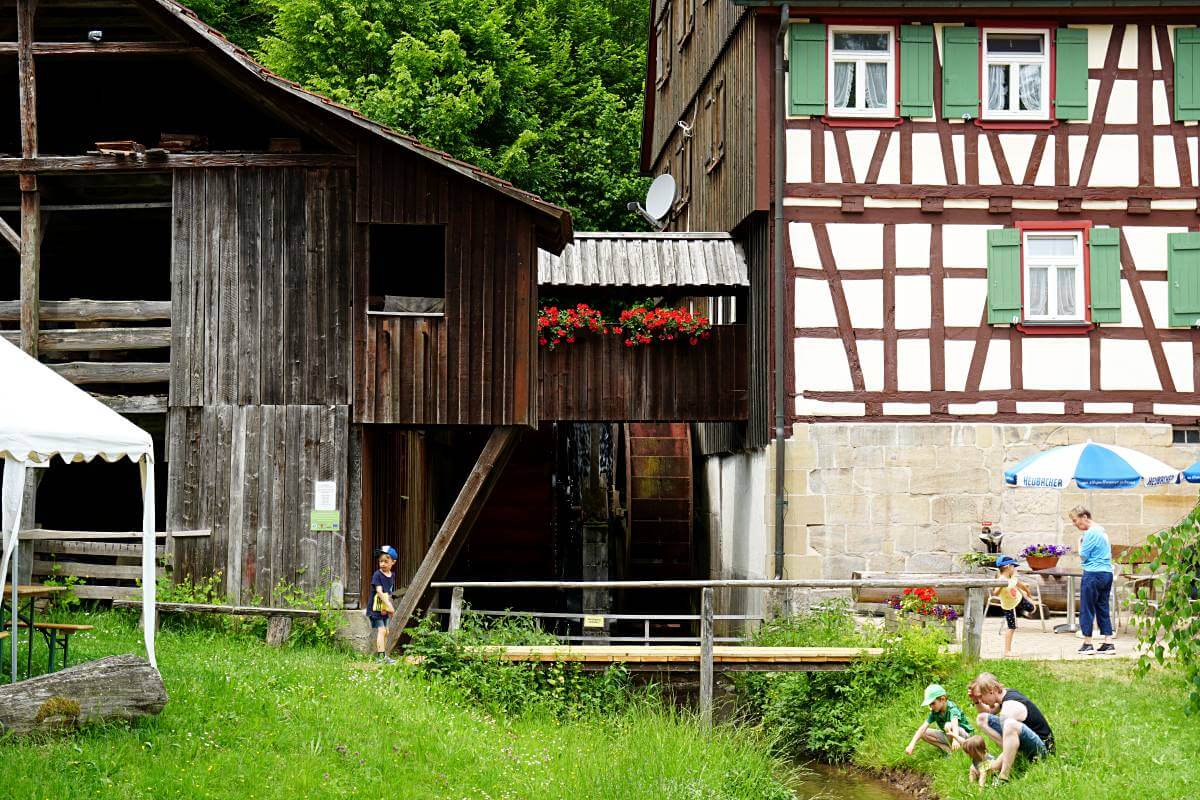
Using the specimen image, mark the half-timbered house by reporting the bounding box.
[642,1,1200,587]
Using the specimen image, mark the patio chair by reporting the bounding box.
[985,575,1047,632]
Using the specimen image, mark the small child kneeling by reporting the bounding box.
[905,684,975,757]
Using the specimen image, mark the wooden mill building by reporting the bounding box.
[642,0,1200,593]
[3,0,761,636]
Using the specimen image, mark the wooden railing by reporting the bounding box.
[431,578,1008,726]
[538,324,748,421]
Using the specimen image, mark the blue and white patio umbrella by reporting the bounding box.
[1184,461,1200,483]
[1004,441,1181,489]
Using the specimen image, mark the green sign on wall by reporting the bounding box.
[310,510,341,532]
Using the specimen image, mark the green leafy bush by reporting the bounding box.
[1131,500,1200,713]
[41,564,84,618]
[735,600,951,762]
[404,610,637,718]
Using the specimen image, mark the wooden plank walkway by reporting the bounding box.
[467,645,891,672]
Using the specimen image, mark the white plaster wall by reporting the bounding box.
[795,278,838,327]
[1091,136,1140,186]
[790,222,820,267]
[841,279,884,328]
[942,278,987,326]
[911,133,946,185]
[1068,135,1088,184]
[1118,24,1139,69]
[877,133,901,184]
[943,224,997,268]
[998,134,1036,184]
[896,224,931,268]
[1021,338,1090,390]
[824,131,841,182]
[846,130,877,185]
[795,338,854,391]
[1154,82,1172,126]
[786,129,811,184]
[1100,339,1161,390]
[978,137,1000,184]
[1140,281,1170,329]
[1124,226,1186,270]
[895,276,932,329]
[1163,341,1196,393]
[897,339,931,390]
[944,340,974,391]
[1084,25,1113,69]
[979,338,1011,391]
[1105,81,1139,124]
[857,339,885,391]
[1154,135,1182,187]
[795,398,866,416]
[826,224,881,269]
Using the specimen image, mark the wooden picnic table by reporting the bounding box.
[2,584,67,682]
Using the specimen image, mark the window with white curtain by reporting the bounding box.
[827,27,895,117]
[983,29,1050,120]
[1023,231,1085,322]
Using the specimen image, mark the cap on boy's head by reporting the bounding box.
[922,683,947,707]
[377,545,398,561]
[995,555,1019,568]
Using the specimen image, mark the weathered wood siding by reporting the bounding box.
[354,140,540,426]
[166,405,349,604]
[657,16,761,233]
[539,325,747,421]
[169,167,353,407]
[361,427,434,597]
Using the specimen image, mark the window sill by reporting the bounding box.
[367,310,446,318]
[975,119,1057,131]
[822,116,903,129]
[1015,321,1094,335]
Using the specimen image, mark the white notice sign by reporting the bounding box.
[314,481,337,511]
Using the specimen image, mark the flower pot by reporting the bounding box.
[1026,555,1060,571]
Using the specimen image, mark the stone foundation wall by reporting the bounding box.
[766,423,1200,579]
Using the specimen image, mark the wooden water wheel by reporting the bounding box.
[623,423,694,580]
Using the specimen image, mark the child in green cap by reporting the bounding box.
[905,683,974,756]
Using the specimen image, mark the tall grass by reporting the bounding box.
[0,611,795,800]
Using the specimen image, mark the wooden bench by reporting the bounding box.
[33,622,93,672]
[113,601,321,646]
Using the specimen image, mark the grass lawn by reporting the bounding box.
[0,611,790,800]
[855,658,1199,800]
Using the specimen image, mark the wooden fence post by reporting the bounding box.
[448,586,464,632]
[963,587,985,662]
[699,586,714,729]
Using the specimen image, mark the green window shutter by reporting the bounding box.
[1175,28,1200,121]
[987,228,1021,325]
[789,23,826,116]
[1054,28,1089,120]
[1168,232,1200,327]
[1088,227,1121,324]
[899,25,934,117]
[941,26,979,120]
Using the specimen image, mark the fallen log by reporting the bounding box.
[0,655,167,735]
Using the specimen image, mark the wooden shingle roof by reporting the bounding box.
[538,232,749,288]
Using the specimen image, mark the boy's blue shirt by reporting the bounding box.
[368,569,396,617]
[1080,524,1112,573]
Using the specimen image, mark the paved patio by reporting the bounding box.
[975,614,1143,661]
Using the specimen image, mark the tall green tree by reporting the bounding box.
[191,0,650,230]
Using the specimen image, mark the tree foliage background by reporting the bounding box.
[189,0,650,230]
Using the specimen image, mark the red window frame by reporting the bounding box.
[1015,220,1094,334]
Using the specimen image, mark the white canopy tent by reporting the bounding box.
[0,336,157,681]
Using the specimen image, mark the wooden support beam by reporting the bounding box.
[0,217,20,252]
[91,393,168,414]
[19,529,209,541]
[385,427,522,653]
[0,42,203,56]
[699,587,714,728]
[963,587,985,663]
[448,585,465,632]
[17,0,37,159]
[0,299,171,321]
[0,154,355,173]
[47,361,171,384]
[19,177,39,356]
[0,326,172,351]
[0,202,172,212]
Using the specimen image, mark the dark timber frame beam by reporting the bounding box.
[17,0,40,358]
[384,427,523,653]
[0,43,202,56]
[0,154,356,173]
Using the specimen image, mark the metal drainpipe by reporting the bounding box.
[773,5,790,580]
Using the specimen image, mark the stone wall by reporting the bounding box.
[767,422,1200,579]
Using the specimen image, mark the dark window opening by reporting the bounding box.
[368,224,446,314]
[1173,426,1200,445]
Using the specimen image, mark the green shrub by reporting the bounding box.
[404,610,639,718]
[735,600,950,762]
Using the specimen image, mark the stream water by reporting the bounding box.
[789,763,912,800]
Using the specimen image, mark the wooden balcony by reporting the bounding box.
[538,324,747,422]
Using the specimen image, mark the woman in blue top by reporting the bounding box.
[1069,505,1115,655]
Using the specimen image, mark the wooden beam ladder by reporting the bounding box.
[385,427,522,653]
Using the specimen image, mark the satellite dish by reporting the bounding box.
[626,173,676,230]
[645,174,676,221]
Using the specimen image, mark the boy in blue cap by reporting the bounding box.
[994,555,1036,658]
[368,546,398,663]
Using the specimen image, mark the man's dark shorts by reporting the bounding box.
[985,714,1050,760]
